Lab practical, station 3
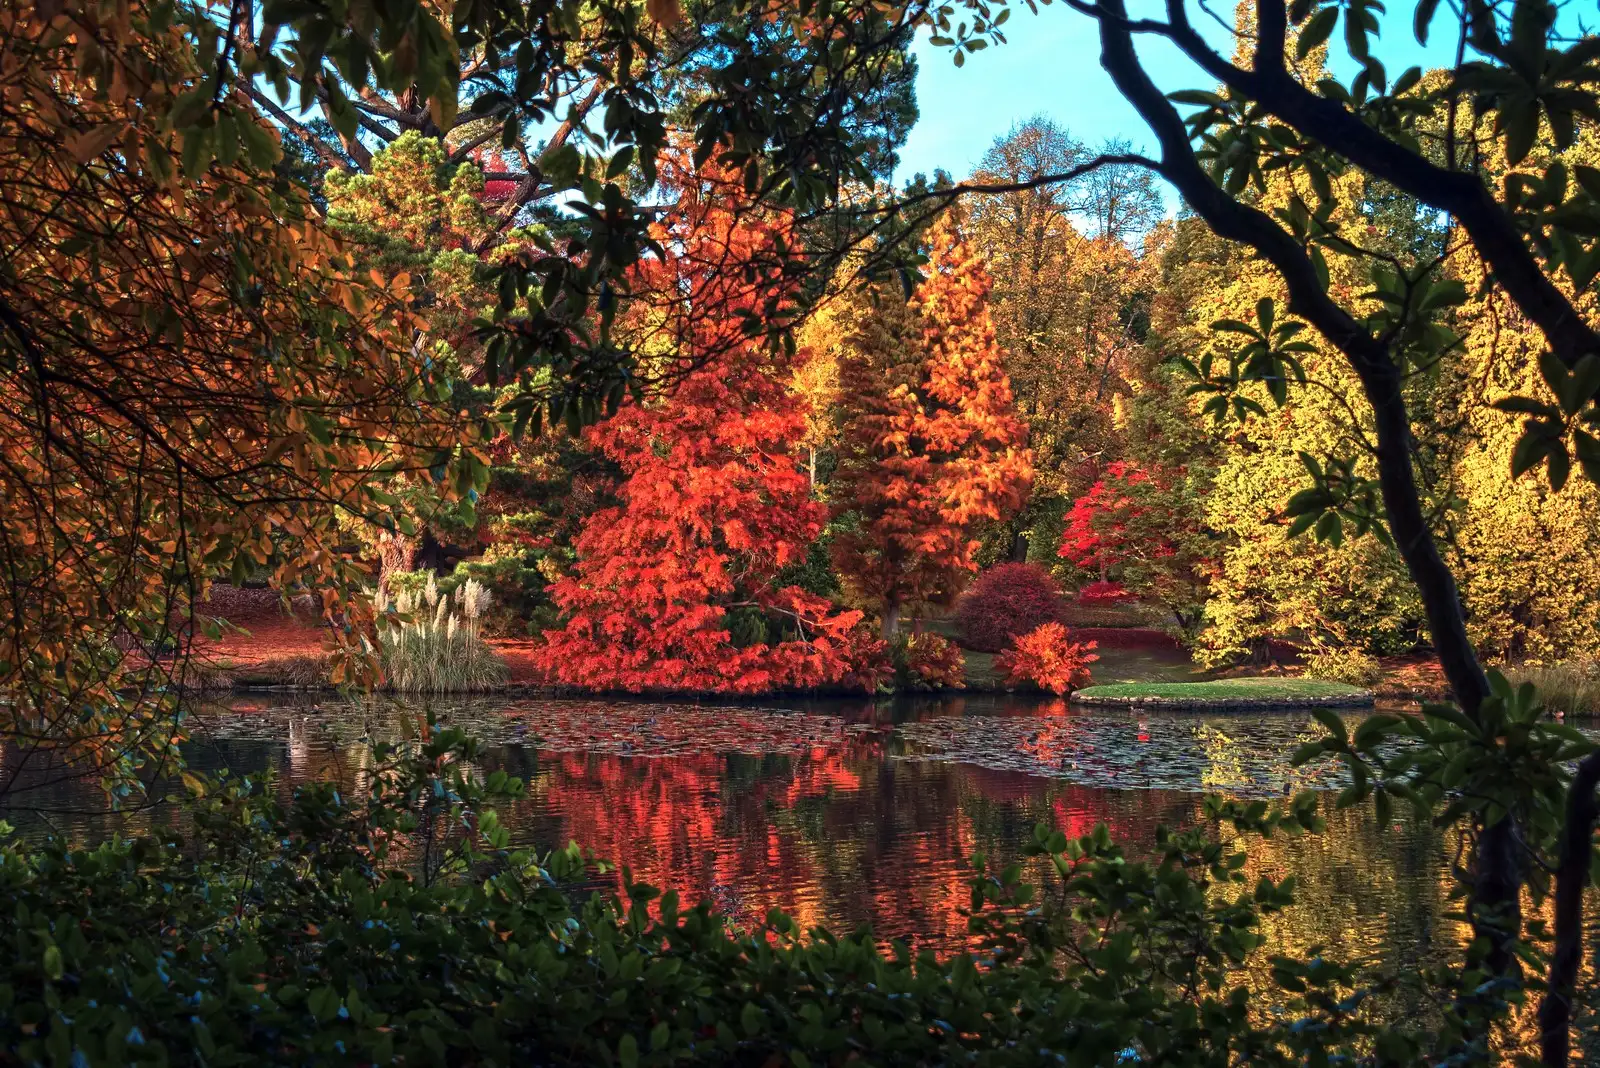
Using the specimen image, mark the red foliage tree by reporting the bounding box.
[1059,461,1211,637]
[534,159,883,694]
[829,215,1033,636]
[995,622,1098,695]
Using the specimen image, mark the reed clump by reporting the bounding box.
[377,575,508,694]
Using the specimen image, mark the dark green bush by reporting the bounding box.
[0,725,1486,1066]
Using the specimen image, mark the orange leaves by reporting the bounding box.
[533,166,878,695]
[0,6,477,782]
[65,121,125,162]
[994,623,1098,696]
[829,214,1032,628]
[645,0,682,25]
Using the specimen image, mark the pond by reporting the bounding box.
[0,692,1463,977]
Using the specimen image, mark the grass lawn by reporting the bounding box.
[1075,677,1371,701]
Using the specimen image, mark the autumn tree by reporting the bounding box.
[0,0,484,790]
[828,215,1032,636]
[1058,461,1212,639]
[534,159,883,694]
[964,119,1161,559]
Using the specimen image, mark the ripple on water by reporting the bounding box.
[895,710,1353,797]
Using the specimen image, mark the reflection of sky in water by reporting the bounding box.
[0,695,1463,974]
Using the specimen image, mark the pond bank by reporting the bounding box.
[177,606,1453,705]
[1074,678,1375,711]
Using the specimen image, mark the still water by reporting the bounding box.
[1,693,1459,971]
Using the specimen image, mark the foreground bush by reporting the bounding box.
[954,563,1068,653]
[0,728,1479,1067]
[995,622,1098,695]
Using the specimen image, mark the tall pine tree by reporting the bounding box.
[828,215,1032,636]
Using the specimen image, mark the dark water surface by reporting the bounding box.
[2,693,1461,971]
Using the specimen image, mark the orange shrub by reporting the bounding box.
[995,622,1098,695]
[895,632,966,691]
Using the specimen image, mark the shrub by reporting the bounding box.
[377,575,509,693]
[833,626,895,694]
[1076,578,1136,605]
[892,631,966,691]
[954,563,1068,653]
[1302,647,1382,687]
[0,729,1456,1066]
[995,622,1098,695]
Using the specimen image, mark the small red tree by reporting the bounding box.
[829,215,1032,636]
[535,157,883,694]
[1059,461,1212,637]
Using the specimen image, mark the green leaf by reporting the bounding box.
[1542,350,1583,414]
[238,119,283,169]
[1168,89,1227,107]
[307,984,341,1023]
[1298,6,1337,58]
[617,1033,638,1068]
[1576,164,1600,203]
[1575,429,1600,484]
[41,944,62,982]
[1503,100,1540,165]
[1548,442,1571,490]
[1492,395,1557,416]
[1511,428,1550,479]
[181,126,214,179]
[1311,708,1348,745]
[1571,354,1600,413]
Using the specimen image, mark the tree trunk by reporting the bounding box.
[1538,751,1600,1066]
[377,532,419,593]
[880,601,901,639]
[1009,528,1030,562]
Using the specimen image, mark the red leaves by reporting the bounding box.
[1059,460,1156,572]
[953,563,1070,653]
[897,632,965,690]
[533,160,880,695]
[994,622,1098,696]
[1075,579,1135,605]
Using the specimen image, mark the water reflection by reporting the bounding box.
[0,694,1463,969]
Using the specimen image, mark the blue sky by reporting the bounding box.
[892,5,1466,190]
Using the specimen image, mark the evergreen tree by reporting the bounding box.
[829,215,1032,636]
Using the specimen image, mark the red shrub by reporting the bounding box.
[1076,579,1135,605]
[834,628,895,694]
[995,622,1098,695]
[896,632,966,690]
[954,563,1068,653]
